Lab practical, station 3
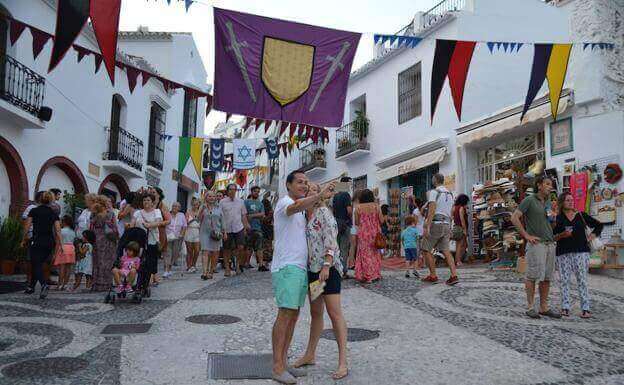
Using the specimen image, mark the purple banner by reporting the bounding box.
[213,7,360,128]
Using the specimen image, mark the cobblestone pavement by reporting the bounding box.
[1,265,623,385]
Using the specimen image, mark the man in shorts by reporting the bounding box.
[511,176,562,319]
[245,186,268,271]
[420,173,459,285]
[271,170,335,384]
[219,183,250,276]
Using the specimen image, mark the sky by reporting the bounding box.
[119,0,441,134]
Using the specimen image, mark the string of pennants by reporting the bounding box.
[4,14,214,116]
[423,38,616,124]
[147,0,195,12]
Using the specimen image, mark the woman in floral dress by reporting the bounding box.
[354,189,384,283]
[90,195,119,291]
[293,183,349,380]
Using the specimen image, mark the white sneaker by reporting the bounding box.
[190,267,197,273]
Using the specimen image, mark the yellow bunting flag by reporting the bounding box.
[190,138,204,179]
[546,44,572,120]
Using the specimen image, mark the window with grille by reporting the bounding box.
[182,90,197,137]
[148,102,166,170]
[398,62,422,124]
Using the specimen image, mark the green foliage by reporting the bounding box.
[0,216,25,261]
[63,191,85,219]
[353,110,369,140]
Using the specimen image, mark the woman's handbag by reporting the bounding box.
[578,212,604,252]
[374,232,387,249]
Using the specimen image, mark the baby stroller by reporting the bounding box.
[104,227,149,304]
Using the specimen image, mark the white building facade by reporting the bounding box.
[0,0,210,217]
[281,0,624,215]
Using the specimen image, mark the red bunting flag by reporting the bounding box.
[226,113,232,122]
[49,0,90,73]
[243,117,253,130]
[288,122,297,138]
[90,0,121,84]
[279,121,289,138]
[9,19,25,46]
[94,53,103,74]
[141,70,152,86]
[31,28,52,59]
[205,95,213,117]
[311,127,319,144]
[73,45,89,62]
[254,119,263,131]
[264,120,272,134]
[126,66,140,93]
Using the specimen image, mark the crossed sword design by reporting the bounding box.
[225,21,351,110]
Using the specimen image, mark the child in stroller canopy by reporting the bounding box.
[113,241,141,294]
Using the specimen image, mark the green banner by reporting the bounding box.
[178,136,191,173]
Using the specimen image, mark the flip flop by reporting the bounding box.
[292,358,316,368]
[331,367,349,380]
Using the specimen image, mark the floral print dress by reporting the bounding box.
[306,206,342,273]
[355,207,382,282]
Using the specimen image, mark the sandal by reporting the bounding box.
[580,310,592,319]
[331,367,348,380]
[293,357,315,368]
[561,309,570,317]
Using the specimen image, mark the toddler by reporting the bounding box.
[54,215,76,290]
[72,230,94,291]
[112,241,141,294]
[401,215,421,278]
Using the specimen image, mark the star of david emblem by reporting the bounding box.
[237,145,253,161]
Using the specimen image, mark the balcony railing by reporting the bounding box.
[421,0,465,30]
[0,54,46,116]
[300,142,326,172]
[103,126,144,171]
[336,120,370,158]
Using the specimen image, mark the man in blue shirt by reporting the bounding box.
[245,186,268,271]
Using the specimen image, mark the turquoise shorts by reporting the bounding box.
[272,265,308,309]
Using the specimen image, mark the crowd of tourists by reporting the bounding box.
[21,184,274,299]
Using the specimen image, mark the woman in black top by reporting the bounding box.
[22,191,62,299]
[553,192,603,318]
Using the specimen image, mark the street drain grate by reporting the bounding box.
[101,323,152,335]
[1,357,89,378]
[321,327,380,342]
[207,353,272,379]
[186,314,241,325]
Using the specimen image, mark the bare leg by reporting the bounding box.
[525,279,536,310]
[442,250,458,277]
[201,251,209,276]
[256,247,264,268]
[192,243,200,269]
[185,242,193,271]
[294,298,324,367]
[236,245,245,273]
[72,273,82,290]
[325,294,348,378]
[455,238,465,266]
[538,280,551,313]
[282,310,300,369]
[423,250,437,276]
[127,269,137,285]
[272,308,298,374]
[223,249,232,275]
[85,275,92,289]
[112,269,121,286]
[208,251,218,277]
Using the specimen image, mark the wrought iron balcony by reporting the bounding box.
[300,142,326,173]
[0,54,46,116]
[420,0,465,30]
[335,120,370,159]
[103,126,144,171]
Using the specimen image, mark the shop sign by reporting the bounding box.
[550,117,573,156]
[88,162,100,177]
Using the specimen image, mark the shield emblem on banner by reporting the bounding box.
[262,37,315,106]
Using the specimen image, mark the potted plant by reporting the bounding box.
[0,216,25,275]
[353,110,369,141]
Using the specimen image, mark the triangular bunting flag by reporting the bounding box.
[487,42,495,54]
[279,121,288,138]
[126,66,140,93]
[226,113,232,122]
[185,0,193,11]
[206,95,213,117]
[30,28,52,59]
[502,42,509,52]
[389,35,398,46]
[280,143,287,157]
[591,43,598,50]
[178,137,191,173]
[243,117,253,130]
[447,41,477,121]
[49,0,90,73]
[495,42,502,51]
[411,37,422,48]
[397,36,407,48]
[430,39,457,122]
[583,43,590,51]
[374,35,382,45]
[546,44,572,120]
[254,119,264,131]
[94,53,103,74]
[381,35,390,45]
[90,0,121,84]
[9,19,26,46]
[190,137,204,178]
[297,124,305,138]
[312,127,319,144]
[73,45,89,62]
[264,120,272,133]
[516,43,524,52]
[288,122,297,138]
[141,70,152,86]
[521,44,553,121]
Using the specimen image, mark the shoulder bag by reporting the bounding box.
[578,212,604,252]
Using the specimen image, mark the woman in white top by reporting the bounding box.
[131,193,165,287]
[75,193,97,238]
[184,197,201,273]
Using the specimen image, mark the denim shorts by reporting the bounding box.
[405,248,419,261]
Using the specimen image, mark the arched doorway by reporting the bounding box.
[35,156,89,195]
[0,136,29,217]
[98,173,130,203]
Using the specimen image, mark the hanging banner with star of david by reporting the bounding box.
[209,138,225,171]
[233,139,256,170]
[213,7,361,128]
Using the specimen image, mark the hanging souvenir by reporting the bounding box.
[592,189,603,203]
[615,193,624,208]
[598,206,617,224]
[602,188,614,201]
[604,163,623,184]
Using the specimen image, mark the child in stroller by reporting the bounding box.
[105,227,149,304]
[113,241,141,294]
